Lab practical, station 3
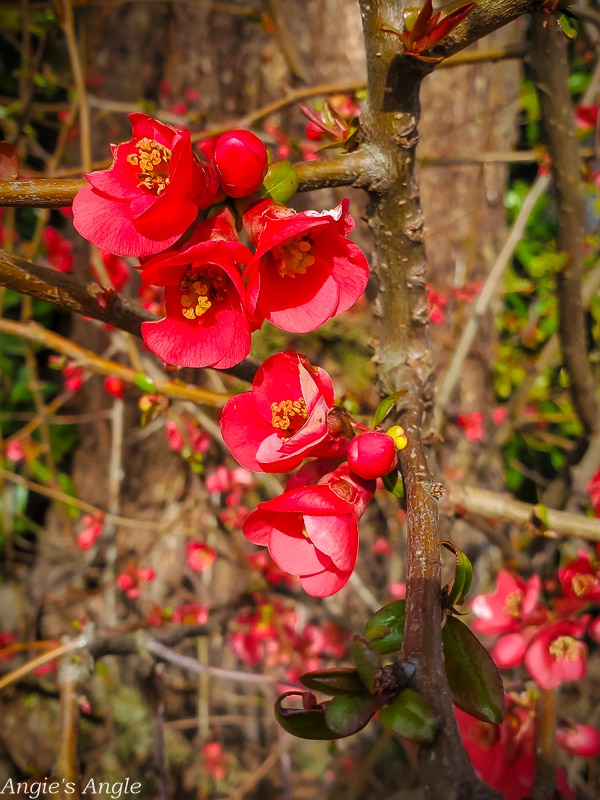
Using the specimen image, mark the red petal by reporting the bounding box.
[300,566,351,597]
[304,513,357,572]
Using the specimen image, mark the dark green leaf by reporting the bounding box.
[364,600,406,654]
[381,470,405,499]
[379,688,437,743]
[351,635,380,693]
[442,616,504,724]
[300,668,366,696]
[325,693,381,736]
[275,692,344,740]
[440,540,473,608]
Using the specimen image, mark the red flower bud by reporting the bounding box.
[213,130,268,197]
[348,431,398,480]
[104,376,125,399]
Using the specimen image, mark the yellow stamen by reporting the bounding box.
[503,590,523,620]
[548,635,582,662]
[271,398,308,432]
[271,235,315,278]
[126,137,171,195]
[179,269,225,321]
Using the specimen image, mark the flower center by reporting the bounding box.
[126,137,171,195]
[548,635,582,662]
[179,266,225,321]
[503,590,523,620]
[271,398,308,432]
[571,574,594,596]
[271,235,315,278]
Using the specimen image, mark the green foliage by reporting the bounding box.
[378,689,437,743]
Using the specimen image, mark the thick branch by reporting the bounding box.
[529,16,599,435]
[358,2,500,798]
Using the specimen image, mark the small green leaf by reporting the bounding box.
[440,540,473,608]
[556,11,577,39]
[351,635,380,693]
[372,391,406,428]
[442,616,504,724]
[379,688,437,743]
[325,692,381,736]
[275,692,344,740]
[134,373,157,393]
[257,160,299,204]
[382,470,405,499]
[300,668,366,696]
[364,600,406,654]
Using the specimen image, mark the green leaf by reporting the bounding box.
[257,160,298,204]
[556,11,577,39]
[325,693,381,736]
[351,635,380,693]
[275,692,344,740]
[381,470,405,499]
[133,374,157,393]
[440,540,473,608]
[371,391,406,428]
[300,668,366,696]
[364,600,405,654]
[379,688,437,743]
[442,616,504,724]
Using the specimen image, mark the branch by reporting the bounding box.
[0,249,259,383]
[442,482,600,542]
[529,16,600,435]
[357,2,501,797]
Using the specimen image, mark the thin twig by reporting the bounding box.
[433,174,550,433]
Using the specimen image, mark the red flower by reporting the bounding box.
[220,352,349,472]
[556,723,600,758]
[186,541,217,572]
[524,618,588,691]
[242,463,374,597]
[73,113,219,257]
[243,199,369,333]
[139,211,252,369]
[213,129,268,197]
[471,570,546,637]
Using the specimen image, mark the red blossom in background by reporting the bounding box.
[556,723,600,758]
[73,113,219,257]
[243,198,369,333]
[139,211,252,369]
[242,463,374,597]
[186,541,217,572]
[172,602,209,625]
[77,512,104,550]
[456,694,575,800]
[93,252,130,291]
[587,467,600,517]
[43,226,74,273]
[220,351,348,472]
[524,617,588,691]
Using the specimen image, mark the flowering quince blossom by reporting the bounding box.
[220,351,348,472]
[347,431,398,479]
[456,697,575,800]
[212,129,269,197]
[242,463,375,597]
[73,113,220,257]
[524,617,589,691]
[556,724,600,758]
[139,210,252,369]
[243,198,369,332]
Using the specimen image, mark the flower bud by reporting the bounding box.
[213,129,269,197]
[348,431,398,480]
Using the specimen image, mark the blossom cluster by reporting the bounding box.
[220,352,401,597]
[72,114,369,370]
[470,551,600,690]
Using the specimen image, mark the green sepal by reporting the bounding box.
[324,692,381,736]
[379,688,437,743]
[274,692,344,740]
[351,635,380,694]
[256,160,299,204]
[133,373,156,393]
[382,470,405,499]
[372,391,406,428]
[442,616,504,724]
[364,600,406,655]
[440,540,473,608]
[300,668,366,696]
